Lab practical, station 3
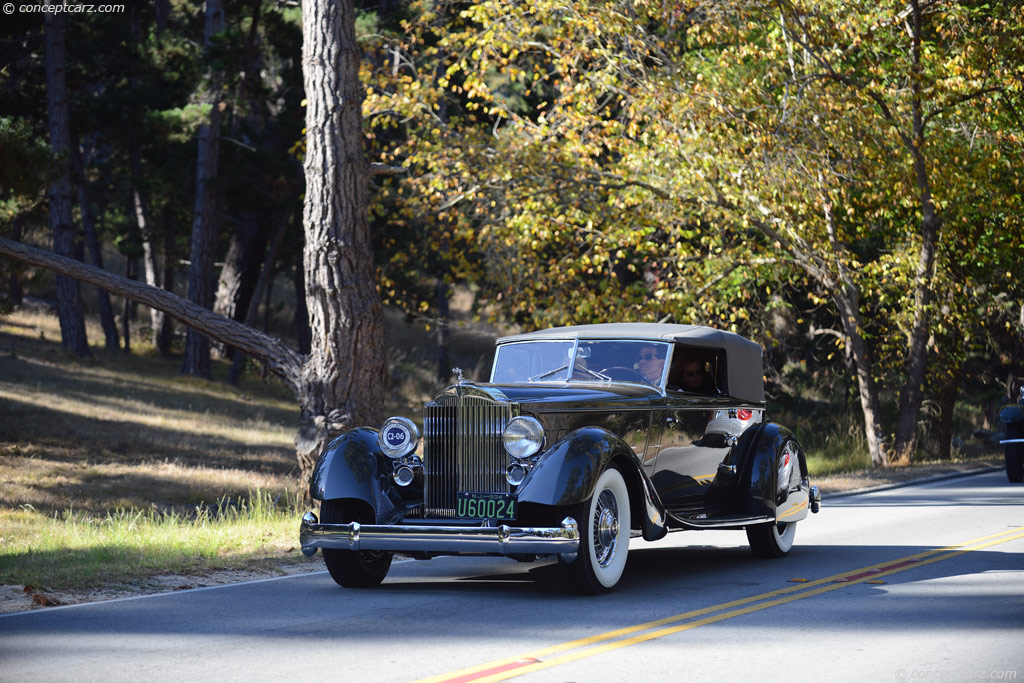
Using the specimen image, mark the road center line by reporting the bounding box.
[415,526,1024,683]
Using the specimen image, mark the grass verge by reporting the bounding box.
[1,308,316,595]
[1,490,308,590]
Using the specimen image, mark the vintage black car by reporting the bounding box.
[300,323,820,593]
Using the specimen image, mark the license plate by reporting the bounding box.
[455,492,516,520]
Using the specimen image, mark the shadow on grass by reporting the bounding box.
[0,393,295,470]
[0,350,296,428]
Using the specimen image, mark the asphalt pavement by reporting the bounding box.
[2,469,1022,683]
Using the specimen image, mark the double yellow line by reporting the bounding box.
[415,525,1024,683]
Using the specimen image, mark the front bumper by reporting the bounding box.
[299,512,579,557]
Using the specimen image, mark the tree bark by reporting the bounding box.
[228,209,292,385]
[44,9,90,357]
[920,372,957,461]
[8,215,25,307]
[296,0,388,477]
[892,0,941,463]
[292,257,311,355]
[71,135,120,351]
[0,237,304,393]
[183,0,226,378]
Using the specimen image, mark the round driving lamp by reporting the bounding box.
[393,464,415,487]
[378,417,420,459]
[505,462,528,486]
[503,416,544,459]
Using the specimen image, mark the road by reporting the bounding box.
[2,470,1022,683]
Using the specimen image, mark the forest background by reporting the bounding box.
[1,0,1023,585]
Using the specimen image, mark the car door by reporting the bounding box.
[650,393,734,512]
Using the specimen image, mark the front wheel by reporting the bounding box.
[320,499,393,587]
[746,521,797,559]
[561,466,631,594]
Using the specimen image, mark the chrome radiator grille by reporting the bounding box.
[423,394,512,518]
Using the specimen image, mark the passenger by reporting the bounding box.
[680,360,715,394]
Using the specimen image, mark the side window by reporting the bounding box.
[668,346,724,395]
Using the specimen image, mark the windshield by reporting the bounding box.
[491,340,670,387]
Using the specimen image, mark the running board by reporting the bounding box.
[668,512,775,530]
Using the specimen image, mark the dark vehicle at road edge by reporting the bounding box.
[300,323,821,593]
[1000,386,1024,483]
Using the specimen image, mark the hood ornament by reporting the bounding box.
[453,367,465,384]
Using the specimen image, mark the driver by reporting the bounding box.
[636,345,666,384]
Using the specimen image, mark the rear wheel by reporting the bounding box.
[747,521,797,559]
[320,499,393,587]
[561,466,631,594]
[1006,448,1024,483]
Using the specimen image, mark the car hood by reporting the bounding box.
[465,382,659,406]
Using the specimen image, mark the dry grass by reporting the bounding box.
[0,308,300,515]
[0,308,313,592]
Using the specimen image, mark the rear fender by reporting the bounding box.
[737,423,810,522]
[516,427,667,541]
[308,428,415,524]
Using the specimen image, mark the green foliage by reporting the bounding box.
[0,116,55,204]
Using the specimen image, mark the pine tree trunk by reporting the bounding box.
[71,135,120,351]
[8,215,25,307]
[154,216,175,355]
[292,257,311,355]
[228,209,292,385]
[295,0,388,478]
[182,0,225,378]
[44,10,90,357]
[213,216,267,350]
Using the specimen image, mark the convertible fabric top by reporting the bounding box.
[498,323,765,403]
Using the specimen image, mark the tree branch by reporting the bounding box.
[0,237,305,395]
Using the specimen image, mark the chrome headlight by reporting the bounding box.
[503,416,544,459]
[378,417,420,459]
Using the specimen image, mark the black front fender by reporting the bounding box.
[308,428,415,524]
[516,427,667,541]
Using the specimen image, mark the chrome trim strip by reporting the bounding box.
[300,517,580,555]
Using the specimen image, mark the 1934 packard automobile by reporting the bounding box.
[300,323,821,593]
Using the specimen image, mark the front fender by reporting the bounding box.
[740,423,810,522]
[308,428,415,524]
[516,427,667,541]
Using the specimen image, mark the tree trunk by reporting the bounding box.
[292,257,311,355]
[8,215,25,307]
[122,257,136,352]
[71,135,120,351]
[153,213,176,355]
[228,209,292,385]
[921,372,957,461]
[892,2,941,463]
[44,9,90,357]
[182,0,226,378]
[0,237,304,392]
[295,0,388,477]
[130,146,170,352]
[834,288,888,466]
[213,217,267,342]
